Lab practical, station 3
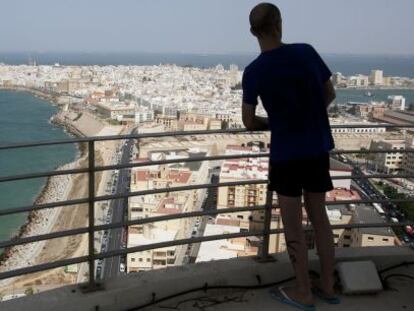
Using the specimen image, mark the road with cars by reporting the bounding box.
[335,154,414,245]
[97,129,137,280]
[184,170,219,264]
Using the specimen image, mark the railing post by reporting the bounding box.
[88,140,96,289]
[256,164,276,262]
[81,140,102,292]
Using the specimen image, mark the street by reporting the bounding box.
[335,154,414,244]
[98,129,137,280]
[185,170,219,264]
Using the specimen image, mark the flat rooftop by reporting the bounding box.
[2,246,414,311]
[143,264,414,311]
[353,205,395,237]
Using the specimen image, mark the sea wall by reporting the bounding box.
[51,111,105,137]
[0,86,60,105]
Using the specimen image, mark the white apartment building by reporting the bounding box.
[217,145,268,224]
[135,107,154,124]
[127,147,212,272]
[332,72,345,86]
[127,226,177,272]
[95,102,135,120]
[370,70,384,86]
[388,95,406,111]
[127,194,193,272]
[371,139,405,173]
[348,75,369,87]
[403,137,414,175]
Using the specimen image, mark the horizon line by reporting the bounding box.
[1,50,414,57]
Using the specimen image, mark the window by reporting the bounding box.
[147,258,150,262]
[154,251,165,257]
[139,258,143,262]
[153,259,166,265]
[131,258,136,262]
[382,238,389,242]
[344,235,351,239]
[368,236,374,241]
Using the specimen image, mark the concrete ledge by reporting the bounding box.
[2,246,414,311]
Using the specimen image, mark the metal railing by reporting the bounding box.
[1,125,414,290]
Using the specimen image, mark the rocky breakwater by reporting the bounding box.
[0,160,77,273]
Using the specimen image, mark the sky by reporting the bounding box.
[1,0,414,55]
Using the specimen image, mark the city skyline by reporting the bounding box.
[1,0,414,55]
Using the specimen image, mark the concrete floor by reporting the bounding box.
[3,247,413,311]
[144,264,414,311]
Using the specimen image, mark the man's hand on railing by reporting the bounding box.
[242,103,269,131]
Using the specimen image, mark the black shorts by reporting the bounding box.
[268,153,333,197]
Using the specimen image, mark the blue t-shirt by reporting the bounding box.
[242,43,335,162]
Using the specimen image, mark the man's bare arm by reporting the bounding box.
[242,103,269,130]
[324,80,336,108]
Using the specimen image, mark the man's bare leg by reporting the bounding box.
[304,191,336,296]
[277,194,314,304]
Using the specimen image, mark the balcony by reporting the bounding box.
[0,127,414,310]
[1,247,413,311]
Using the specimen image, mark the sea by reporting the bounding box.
[0,52,413,245]
[0,91,77,243]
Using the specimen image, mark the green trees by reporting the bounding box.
[383,184,414,221]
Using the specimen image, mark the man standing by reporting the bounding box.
[242,3,339,310]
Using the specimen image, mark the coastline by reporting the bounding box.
[0,87,123,292]
[0,86,61,106]
[335,86,414,90]
[0,88,85,272]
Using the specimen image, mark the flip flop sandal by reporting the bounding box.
[312,286,340,304]
[268,286,316,311]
